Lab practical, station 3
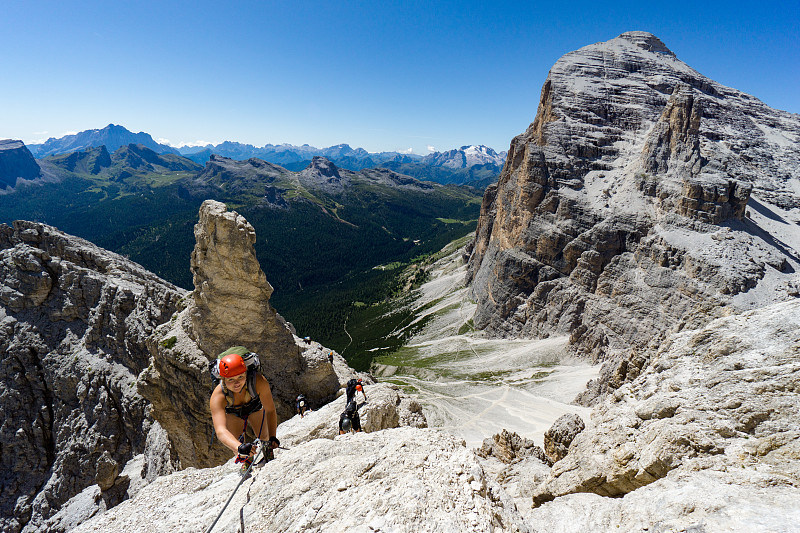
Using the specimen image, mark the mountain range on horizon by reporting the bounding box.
[23,123,507,177]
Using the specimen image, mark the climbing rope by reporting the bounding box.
[204,439,264,533]
[206,409,269,533]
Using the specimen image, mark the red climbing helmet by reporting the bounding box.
[219,353,247,378]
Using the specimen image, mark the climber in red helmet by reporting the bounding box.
[209,348,279,470]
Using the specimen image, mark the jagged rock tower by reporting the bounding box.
[139,200,340,468]
[189,199,299,364]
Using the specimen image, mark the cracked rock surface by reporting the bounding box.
[528,298,800,526]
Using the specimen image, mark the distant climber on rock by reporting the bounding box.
[339,400,362,434]
[210,346,280,472]
[345,378,366,404]
[296,394,309,418]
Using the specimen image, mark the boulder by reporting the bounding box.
[476,429,551,466]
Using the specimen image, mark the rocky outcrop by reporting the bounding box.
[0,221,184,532]
[543,413,585,463]
[189,200,299,362]
[467,32,800,397]
[273,382,427,447]
[476,429,550,466]
[73,427,530,533]
[0,140,41,189]
[298,156,349,192]
[530,298,800,507]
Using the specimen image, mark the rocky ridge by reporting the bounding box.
[467,31,800,399]
[189,154,436,198]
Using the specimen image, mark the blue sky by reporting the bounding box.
[1,0,797,154]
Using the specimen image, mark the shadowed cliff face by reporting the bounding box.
[0,140,41,189]
[466,32,800,397]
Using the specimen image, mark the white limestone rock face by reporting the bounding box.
[524,298,800,530]
[73,427,531,533]
[526,464,800,533]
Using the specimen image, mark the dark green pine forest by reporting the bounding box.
[0,145,485,369]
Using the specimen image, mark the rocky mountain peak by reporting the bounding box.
[616,30,676,56]
[29,124,179,158]
[306,155,341,177]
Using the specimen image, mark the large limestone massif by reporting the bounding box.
[467,32,800,400]
[0,221,185,532]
